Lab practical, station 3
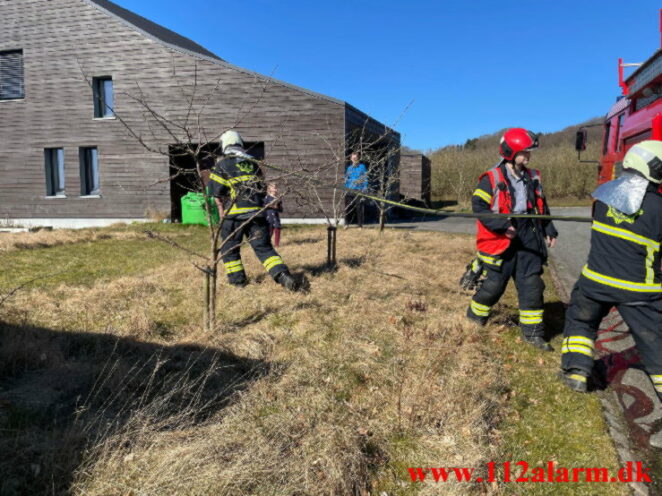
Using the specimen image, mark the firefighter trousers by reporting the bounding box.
[467,241,545,337]
[561,283,662,396]
[220,216,288,285]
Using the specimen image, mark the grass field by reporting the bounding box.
[0,224,626,495]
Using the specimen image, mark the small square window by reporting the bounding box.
[0,50,25,100]
[80,147,100,196]
[93,76,114,118]
[44,148,65,197]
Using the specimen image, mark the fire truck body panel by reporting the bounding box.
[598,48,662,184]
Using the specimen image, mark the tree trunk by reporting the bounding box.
[209,265,217,331]
[203,270,211,332]
[379,205,386,232]
[327,226,337,266]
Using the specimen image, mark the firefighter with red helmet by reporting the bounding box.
[561,141,662,395]
[466,128,558,351]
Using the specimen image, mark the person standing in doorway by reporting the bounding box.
[344,152,368,227]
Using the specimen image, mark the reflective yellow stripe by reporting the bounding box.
[473,189,492,203]
[263,256,284,271]
[228,174,257,185]
[519,310,544,316]
[654,384,662,393]
[645,245,658,284]
[209,173,229,186]
[592,221,658,247]
[567,374,587,383]
[520,309,544,323]
[582,265,662,293]
[561,345,593,357]
[224,260,244,274]
[562,336,594,357]
[477,253,503,267]
[470,300,490,317]
[565,336,594,349]
[228,206,261,214]
[471,301,490,311]
[520,318,543,324]
[592,221,660,285]
[650,374,662,383]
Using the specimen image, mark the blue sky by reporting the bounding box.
[111,0,660,151]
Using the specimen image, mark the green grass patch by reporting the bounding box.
[0,224,210,290]
[493,274,626,496]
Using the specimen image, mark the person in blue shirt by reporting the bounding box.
[344,152,368,227]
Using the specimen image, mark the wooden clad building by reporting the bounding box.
[0,0,399,227]
[399,153,431,206]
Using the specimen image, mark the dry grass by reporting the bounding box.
[0,225,624,495]
[0,225,144,253]
[1,227,505,495]
[430,122,603,206]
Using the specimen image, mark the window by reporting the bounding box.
[44,148,65,197]
[602,122,611,155]
[93,76,114,118]
[0,50,24,100]
[79,147,100,196]
[244,141,265,160]
[615,113,626,151]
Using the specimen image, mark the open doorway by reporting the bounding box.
[168,141,266,222]
[169,143,220,222]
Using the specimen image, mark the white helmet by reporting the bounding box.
[221,130,244,152]
[623,140,662,184]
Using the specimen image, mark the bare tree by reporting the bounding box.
[78,57,402,326]
[78,60,296,332]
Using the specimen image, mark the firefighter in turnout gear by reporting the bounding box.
[561,140,662,395]
[466,128,558,351]
[208,130,300,291]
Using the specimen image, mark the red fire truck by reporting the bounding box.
[576,10,662,184]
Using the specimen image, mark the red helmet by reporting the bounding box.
[499,128,539,160]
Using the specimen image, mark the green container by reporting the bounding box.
[181,192,220,226]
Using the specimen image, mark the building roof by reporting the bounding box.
[85,0,224,62]
[82,0,398,138]
[82,0,346,106]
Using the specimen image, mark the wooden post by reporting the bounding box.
[327,226,337,266]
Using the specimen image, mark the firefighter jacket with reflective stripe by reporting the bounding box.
[580,187,662,302]
[472,163,557,256]
[208,155,265,219]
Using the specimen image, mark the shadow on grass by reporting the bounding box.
[488,301,567,341]
[543,300,567,341]
[0,321,267,495]
[286,237,320,246]
[299,257,366,277]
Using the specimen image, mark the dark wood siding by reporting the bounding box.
[400,153,431,205]
[0,0,348,219]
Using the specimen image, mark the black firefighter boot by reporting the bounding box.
[275,270,300,292]
[523,335,553,352]
[521,322,553,352]
[561,369,588,393]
